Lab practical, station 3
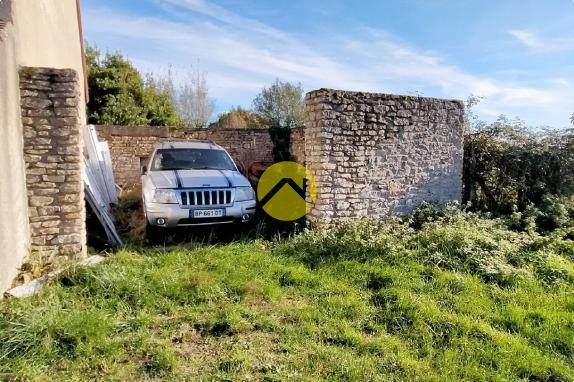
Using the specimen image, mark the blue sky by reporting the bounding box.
[82,0,574,128]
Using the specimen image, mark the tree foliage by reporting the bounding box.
[252,80,304,128]
[463,97,574,215]
[211,106,265,129]
[146,67,215,129]
[86,46,179,126]
[176,70,215,128]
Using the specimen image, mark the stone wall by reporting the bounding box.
[20,67,86,259]
[304,89,464,226]
[97,126,282,188]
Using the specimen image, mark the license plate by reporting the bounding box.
[192,209,225,218]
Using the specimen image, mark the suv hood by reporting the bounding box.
[148,169,251,189]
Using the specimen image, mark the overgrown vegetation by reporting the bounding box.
[1,207,573,381]
[463,97,574,216]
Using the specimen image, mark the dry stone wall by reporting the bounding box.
[96,126,306,187]
[20,67,86,259]
[304,89,464,226]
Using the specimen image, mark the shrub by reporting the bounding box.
[274,219,411,268]
[406,201,465,229]
[504,196,574,234]
[536,195,573,232]
[463,112,574,215]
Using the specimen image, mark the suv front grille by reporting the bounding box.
[179,189,233,207]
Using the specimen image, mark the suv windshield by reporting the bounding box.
[150,148,237,171]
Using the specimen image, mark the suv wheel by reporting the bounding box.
[146,224,165,246]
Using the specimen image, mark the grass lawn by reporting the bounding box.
[1,211,574,381]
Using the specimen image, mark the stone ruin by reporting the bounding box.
[304,89,464,226]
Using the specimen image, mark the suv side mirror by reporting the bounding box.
[236,164,244,174]
[141,165,147,175]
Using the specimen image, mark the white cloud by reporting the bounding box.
[509,29,540,49]
[83,2,574,127]
[342,28,560,106]
[84,7,364,91]
[160,0,294,43]
[509,29,574,54]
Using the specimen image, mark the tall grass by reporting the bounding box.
[1,207,573,381]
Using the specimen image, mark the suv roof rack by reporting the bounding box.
[160,138,217,144]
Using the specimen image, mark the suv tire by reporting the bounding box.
[146,223,165,246]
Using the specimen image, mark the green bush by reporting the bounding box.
[86,45,180,127]
[537,195,573,232]
[406,201,465,229]
[463,111,574,216]
[504,196,574,234]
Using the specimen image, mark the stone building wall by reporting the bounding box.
[20,67,86,259]
[96,126,279,188]
[0,5,30,293]
[304,89,464,226]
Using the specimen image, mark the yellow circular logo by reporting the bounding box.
[257,161,316,221]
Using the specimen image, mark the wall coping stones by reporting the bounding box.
[306,88,464,107]
[96,125,304,138]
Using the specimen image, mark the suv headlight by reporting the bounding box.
[152,189,178,204]
[235,186,255,201]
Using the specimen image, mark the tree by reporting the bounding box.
[177,69,215,128]
[252,80,304,128]
[211,106,265,129]
[86,45,179,126]
[147,66,215,128]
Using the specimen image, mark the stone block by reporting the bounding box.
[42,175,65,183]
[21,97,52,109]
[29,196,54,207]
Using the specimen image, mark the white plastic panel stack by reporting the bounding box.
[83,124,122,246]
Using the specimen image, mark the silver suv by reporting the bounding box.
[141,140,256,233]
